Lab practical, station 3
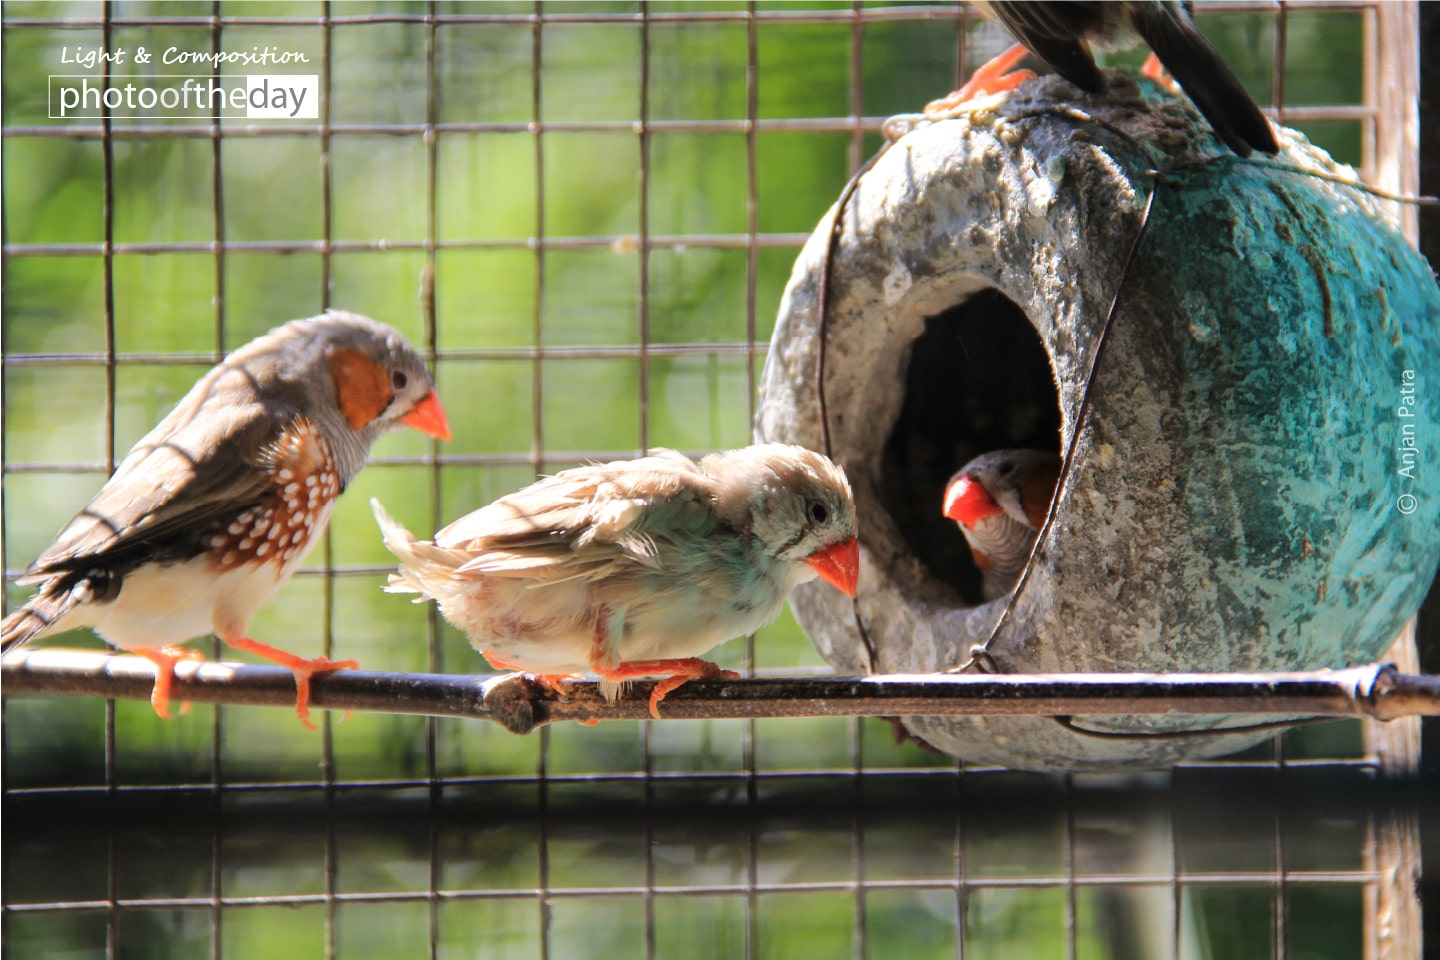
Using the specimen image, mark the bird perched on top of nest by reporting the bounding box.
[926,1,1278,157]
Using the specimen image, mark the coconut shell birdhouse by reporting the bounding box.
[755,73,1440,771]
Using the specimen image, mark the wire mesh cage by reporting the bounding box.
[1,1,1434,958]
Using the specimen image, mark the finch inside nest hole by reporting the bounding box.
[879,288,1061,604]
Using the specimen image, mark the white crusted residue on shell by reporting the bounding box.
[882,262,913,305]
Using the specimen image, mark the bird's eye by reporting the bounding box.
[808,501,828,524]
[391,370,409,391]
[997,461,1016,477]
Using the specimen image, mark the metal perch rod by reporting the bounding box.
[3,648,1438,735]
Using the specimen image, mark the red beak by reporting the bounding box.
[942,475,1000,528]
[400,389,452,441]
[805,536,860,598]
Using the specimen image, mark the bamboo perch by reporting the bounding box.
[3,648,1439,735]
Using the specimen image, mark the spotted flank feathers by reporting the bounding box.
[207,417,339,572]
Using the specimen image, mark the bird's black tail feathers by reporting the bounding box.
[1,583,87,654]
[1130,5,1279,157]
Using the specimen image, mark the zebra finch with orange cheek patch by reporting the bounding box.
[2,311,451,727]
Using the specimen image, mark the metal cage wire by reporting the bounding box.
[0,2,1430,959]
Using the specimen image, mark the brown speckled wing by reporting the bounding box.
[21,400,299,583]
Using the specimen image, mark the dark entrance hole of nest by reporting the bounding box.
[879,288,1062,603]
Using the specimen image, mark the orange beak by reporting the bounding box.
[942,475,1000,528]
[805,536,860,598]
[400,389,452,441]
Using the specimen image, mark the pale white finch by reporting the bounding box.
[371,444,859,718]
[942,449,1059,602]
[929,1,1278,157]
[1,311,452,726]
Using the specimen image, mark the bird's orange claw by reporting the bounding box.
[592,657,741,720]
[924,42,1036,118]
[1141,51,1179,92]
[131,644,205,719]
[485,665,597,725]
[226,636,358,730]
[485,651,598,724]
[482,651,580,699]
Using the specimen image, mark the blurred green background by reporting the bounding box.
[2,1,1382,958]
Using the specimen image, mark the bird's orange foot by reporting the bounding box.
[1141,51,1179,93]
[924,42,1036,119]
[226,636,358,730]
[129,645,205,719]
[482,651,580,700]
[592,657,741,720]
[161,645,206,715]
[533,674,580,699]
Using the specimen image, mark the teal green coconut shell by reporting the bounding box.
[755,72,1440,769]
[1125,157,1437,669]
